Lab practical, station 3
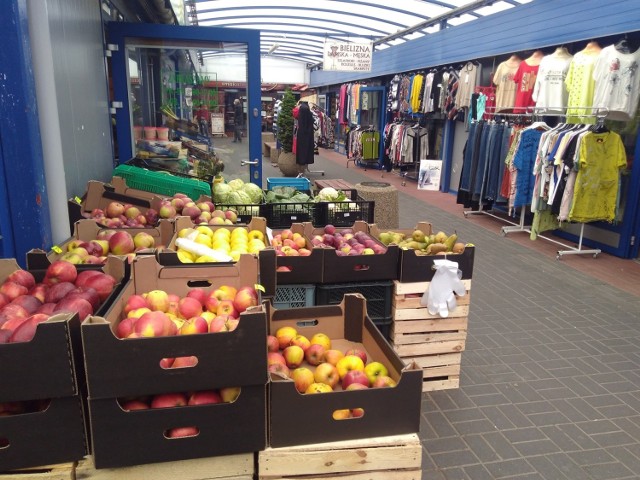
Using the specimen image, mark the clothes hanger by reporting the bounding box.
[614,35,631,54]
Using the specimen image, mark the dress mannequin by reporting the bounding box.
[551,47,572,58]
[505,54,521,67]
[525,50,545,66]
[582,41,601,54]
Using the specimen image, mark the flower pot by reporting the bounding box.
[277,151,298,177]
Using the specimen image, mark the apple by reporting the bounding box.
[106,202,125,218]
[323,349,345,366]
[233,286,258,314]
[291,367,315,394]
[305,382,332,394]
[289,334,311,352]
[314,362,340,389]
[208,315,229,333]
[324,224,336,235]
[282,345,305,369]
[87,240,109,257]
[74,270,101,288]
[64,286,101,311]
[128,307,151,319]
[215,285,237,301]
[146,290,170,312]
[134,311,175,337]
[345,348,367,365]
[204,291,220,313]
[309,333,331,351]
[8,313,50,343]
[186,288,208,307]
[275,326,297,349]
[53,297,94,321]
[304,343,326,366]
[166,427,199,438]
[267,351,286,367]
[364,361,389,385]
[1,313,29,332]
[225,317,240,331]
[188,390,222,406]
[167,294,181,316]
[44,282,76,304]
[159,203,177,219]
[108,231,135,255]
[342,369,370,390]
[124,294,148,315]
[10,295,42,315]
[37,303,57,315]
[220,387,241,403]
[28,284,48,304]
[351,407,365,417]
[120,399,149,411]
[179,316,208,335]
[0,282,28,302]
[266,335,279,352]
[178,297,203,320]
[6,270,36,290]
[160,357,175,369]
[345,383,369,391]
[151,392,188,409]
[336,355,365,379]
[171,356,198,368]
[133,232,155,250]
[216,300,238,319]
[332,409,352,420]
[372,375,397,388]
[125,206,141,220]
[268,362,291,378]
[0,330,11,344]
[116,316,137,339]
[83,272,117,301]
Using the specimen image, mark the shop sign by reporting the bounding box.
[164,71,219,110]
[323,41,373,72]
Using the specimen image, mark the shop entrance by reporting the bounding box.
[356,86,386,169]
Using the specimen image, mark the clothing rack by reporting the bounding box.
[464,107,608,260]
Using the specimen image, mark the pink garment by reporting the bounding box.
[513,61,540,111]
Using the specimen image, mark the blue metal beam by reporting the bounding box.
[0,0,52,264]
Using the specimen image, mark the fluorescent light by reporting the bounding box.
[268,43,281,54]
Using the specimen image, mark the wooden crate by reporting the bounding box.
[258,434,421,479]
[74,454,254,480]
[391,280,471,392]
[0,464,75,480]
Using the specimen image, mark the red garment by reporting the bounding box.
[513,61,539,111]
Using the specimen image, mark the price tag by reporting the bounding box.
[74,196,83,204]
[52,245,63,254]
[254,284,266,293]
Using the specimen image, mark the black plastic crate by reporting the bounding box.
[315,280,393,321]
[316,199,374,227]
[264,201,319,229]
[215,203,264,224]
[373,316,392,341]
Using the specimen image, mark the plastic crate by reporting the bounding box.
[315,280,393,320]
[264,201,318,229]
[267,177,311,191]
[215,203,264,224]
[373,316,392,341]
[113,164,211,200]
[127,157,214,184]
[273,284,316,309]
[316,199,375,227]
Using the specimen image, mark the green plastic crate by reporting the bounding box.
[113,164,211,200]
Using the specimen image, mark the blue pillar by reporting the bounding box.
[0,0,52,264]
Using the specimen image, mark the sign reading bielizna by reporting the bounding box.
[323,41,373,72]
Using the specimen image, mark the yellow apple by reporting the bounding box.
[336,355,365,379]
[309,333,331,351]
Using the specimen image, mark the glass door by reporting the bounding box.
[108,23,262,186]
[357,86,386,168]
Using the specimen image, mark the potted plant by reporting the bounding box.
[276,89,298,176]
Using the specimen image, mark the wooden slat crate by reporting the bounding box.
[74,454,254,480]
[391,280,471,392]
[1,464,75,480]
[258,434,421,480]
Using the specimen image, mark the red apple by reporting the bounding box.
[208,315,229,333]
[64,286,101,311]
[116,316,137,339]
[275,326,297,350]
[282,345,305,369]
[291,367,315,394]
[178,296,203,319]
[37,303,57,315]
[106,202,125,218]
[268,362,291,378]
[372,375,397,388]
[289,334,311,352]
[304,343,326,366]
[8,313,50,343]
[345,383,369,391]
[96,229,117,242]
[233,286,258,313]
[323,349,345,366]
[44,282,76,304]
[108,231,135,255]
[179,316,208,335]
[324,224,336,235]
[266,335,279,352]
[10,295,42,315]
[216,300,238,319]
[186,288,208,307]
[123,294,148,315]
[204,291,220,313]
[314,362,340,389]
[167,427,199,438]
[150,392,188,409]
[0,330,12,344]
[267,351,286,366]
[134,311,175,337]
[0,282,28,302]
[120,399,149,411]
[74,270,102,288]
[342,369,370,390]
[6,270,36,290]
[145,290,170,312]
[345,348,367,364]
[0,293,8,311]
[53,297,93,321]
[83,273,117,301]
[188,390,222,406]
[44,260,77,285]
[171,356,198,368]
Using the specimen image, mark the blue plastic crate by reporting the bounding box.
[272,284,316,309]
[267,177,311,191]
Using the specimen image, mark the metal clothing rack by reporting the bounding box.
[464,106,609,260]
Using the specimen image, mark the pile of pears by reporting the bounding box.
[378,229,466,256]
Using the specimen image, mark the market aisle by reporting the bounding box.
[266,149,640,479]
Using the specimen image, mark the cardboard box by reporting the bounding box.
[25,219,175,269]
[370,222,475,282]
[0,396,87,472]
[266,294,422,448]
[303,222,399,284]
[82,255,268,399]
[162,216,276,297]
[0,257,128,403]
[270,223,323,285]
[67,180,164,235]
[110,176,213,204]
[88,385,266,469]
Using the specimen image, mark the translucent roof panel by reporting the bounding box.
[189,0,534,65]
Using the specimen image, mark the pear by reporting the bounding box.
[412,230,426,242]
[434,231,447,244]
[379,232,392,245]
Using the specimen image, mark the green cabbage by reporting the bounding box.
[226,191,243,204]
[213,182,232,203]
[228,178,245,191]
[242,182,264,204]
[236,191,252,204]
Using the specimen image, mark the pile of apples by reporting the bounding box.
[117,388,240,438]
[310,225,387,256]
[115,285,258,341]
[159,194,239,226]
[83,201,159,229]
[0,261,118,344]
[271,229,312,259]
[267,326,396,407]
[174,226,267,263]
[0,399,50,420]
[59,229,157,265]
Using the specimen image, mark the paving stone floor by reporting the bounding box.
[265,149,640,480]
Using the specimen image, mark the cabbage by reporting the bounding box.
[228,178,245,191]
[226,191,243,204]
[236,191,252,204]
[213,183,232,203]
[242,182,264,204]
[315,187,347,202]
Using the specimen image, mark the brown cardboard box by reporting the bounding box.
[369,222,475,282]
[81,255,267,399]
[110,176,213,204]
[0,257,127,403]
[266,294,422,448]
[303,221,399,284]
[0,396,87,472]
[271,223,323,285]
[88,384,266,469]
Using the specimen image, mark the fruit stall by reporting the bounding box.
[0,177,475,479]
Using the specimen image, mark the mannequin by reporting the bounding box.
[513,51,544,109]
[506,54,521,67]
[493,54,521,112]
[582,41,601,54]
[551,46,572,58]
[295,101,315,169]
[525,50,545,66]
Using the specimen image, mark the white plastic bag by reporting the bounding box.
[421,259,466,318]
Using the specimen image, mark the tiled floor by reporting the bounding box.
[266,149,640,479]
